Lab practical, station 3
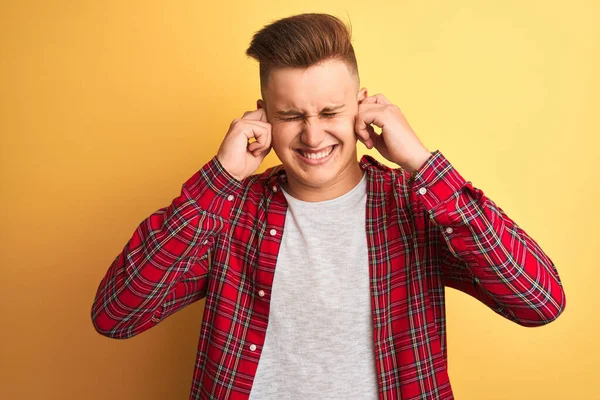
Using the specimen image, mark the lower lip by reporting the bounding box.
[295,145,338,166]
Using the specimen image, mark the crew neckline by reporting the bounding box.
[281,172,367,205]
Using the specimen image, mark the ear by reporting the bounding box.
[357,87,368,104]
[257,99,266,110]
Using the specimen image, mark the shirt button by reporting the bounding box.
[258,290,265,297]
[227,195,234,201]
[249,344,257,351]
[269,229,277,236]
[445,227,453,234]
[202,239,209,245]
[272,186,278,192]
[418,187,427,195]
[474,277,480,285]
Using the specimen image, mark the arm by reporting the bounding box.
[91,156,243,339]
[409,150,566,327]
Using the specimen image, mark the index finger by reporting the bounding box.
[360,93,392,105]
[242,107,268,123]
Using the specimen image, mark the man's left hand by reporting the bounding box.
[355,93,432,174]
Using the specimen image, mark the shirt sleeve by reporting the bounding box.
[409,150,566,327]
[91,156,244,339]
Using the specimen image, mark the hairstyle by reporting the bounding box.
[245,13,359,93]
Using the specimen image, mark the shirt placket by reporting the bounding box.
[240,174,288,389]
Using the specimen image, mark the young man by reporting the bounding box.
[91,13,566,400]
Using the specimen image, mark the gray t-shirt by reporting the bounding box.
[249,172,379,399]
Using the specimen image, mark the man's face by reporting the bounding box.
[259,58,367,195]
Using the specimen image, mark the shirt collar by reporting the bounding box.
[262,154,394,189]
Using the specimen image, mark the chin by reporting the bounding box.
[299,173,338,188]
[294,161,349,190]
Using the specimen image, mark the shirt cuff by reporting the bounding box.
[181,156,245,220]
[409,150,468,213]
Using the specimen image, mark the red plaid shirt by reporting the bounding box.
[91,150,566,399]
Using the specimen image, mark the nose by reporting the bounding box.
[300,116,325,148]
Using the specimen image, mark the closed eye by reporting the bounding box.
[283,113,338,122]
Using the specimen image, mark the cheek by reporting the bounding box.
[270,125,296,151]
[271,118,356,149]
[330,118,357,139]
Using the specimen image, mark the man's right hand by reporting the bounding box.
[217,107,272,181]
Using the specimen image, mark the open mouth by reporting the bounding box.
[295,145,337,162]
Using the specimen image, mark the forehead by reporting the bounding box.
[264,59,356,108]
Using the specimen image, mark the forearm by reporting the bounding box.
[410,150,566,326]
[90,156,243,338]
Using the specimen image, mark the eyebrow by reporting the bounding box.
[275,104,345,117]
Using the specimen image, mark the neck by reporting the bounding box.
[283,161,364,202]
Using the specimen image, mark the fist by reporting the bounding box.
[355,93,431,174]
[217,107,272,181]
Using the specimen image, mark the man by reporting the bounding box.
[91,13,566,400]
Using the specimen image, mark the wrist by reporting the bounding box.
[216,155,245,181]
[216,154,245,181]
[401,148,432,174]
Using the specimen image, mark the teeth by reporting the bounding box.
[301,146,334,160]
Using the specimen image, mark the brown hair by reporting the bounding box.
[246,13,359,92]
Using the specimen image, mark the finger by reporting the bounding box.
[356,106,387,129]
[241,107,268,122]
[258,107,268,122]
[249,141,272,157]
[248,126,272,155]
[354,114,372,147]
[248,127,270,148]
[357,103,386,119]
[356,134,374,150]
[358,124,382,150]
[243,120,272,133]
[358,102,385,110]
[255,145,272,158]
[248,142,264,155]
[356,124,374,149]
[366,124,379,146]
[237,121,270,142]
[355,110,381,148]
[360,93,392,105]
[239,121,271,145]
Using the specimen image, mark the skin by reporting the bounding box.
[217,58,432,202]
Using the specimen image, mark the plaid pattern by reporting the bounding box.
[91,150,566,399]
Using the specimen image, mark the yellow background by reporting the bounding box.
[1,0,597,399]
